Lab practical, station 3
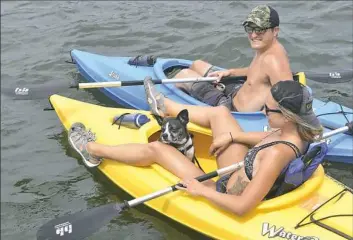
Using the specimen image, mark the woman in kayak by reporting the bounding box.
[68,78,322,216]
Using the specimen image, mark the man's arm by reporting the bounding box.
[228,67,249,76]
[264,54,293,85]
[208,67,248,81]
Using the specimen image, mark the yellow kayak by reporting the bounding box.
[49,94,353,240]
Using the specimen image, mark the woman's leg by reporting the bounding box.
[163,102,249,169]
[144,77,248,169]
[87,141,216,188]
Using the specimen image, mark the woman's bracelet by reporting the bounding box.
[229,132,234,143]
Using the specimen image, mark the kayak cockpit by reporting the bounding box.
[144,122,325,212]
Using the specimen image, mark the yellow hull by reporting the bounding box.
[49,94,353,240]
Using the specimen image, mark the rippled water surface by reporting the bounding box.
[1,1,352,239]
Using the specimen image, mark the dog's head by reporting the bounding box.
[153,109,190,146]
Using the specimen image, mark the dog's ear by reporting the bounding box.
[177,109,189,125]
[152,114,164,126]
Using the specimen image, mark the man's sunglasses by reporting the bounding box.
[264,104,282,115]
[244,26,271,34]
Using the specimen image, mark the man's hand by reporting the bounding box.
[208,70,231,83]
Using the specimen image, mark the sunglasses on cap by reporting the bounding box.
[244,26,271,34]
[264,104,282,115]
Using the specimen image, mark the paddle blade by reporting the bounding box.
[36,203,125,240]
[305,70,353,83]
[1,81,78,100]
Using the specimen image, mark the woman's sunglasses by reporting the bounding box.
[264,104,282,115]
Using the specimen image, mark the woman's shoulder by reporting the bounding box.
[265,136,307,158]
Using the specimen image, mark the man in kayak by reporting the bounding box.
[169,5,293,112]
[67,78,323,216]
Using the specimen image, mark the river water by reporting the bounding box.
[1,1,352,239]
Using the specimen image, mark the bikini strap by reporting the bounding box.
[256,141,301,158]
[272,141,301,158]
[245,141,302,180]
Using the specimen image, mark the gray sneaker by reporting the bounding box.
[143,76,166,116]
[68,122,102,168]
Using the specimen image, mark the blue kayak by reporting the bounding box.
[69,49,353,164]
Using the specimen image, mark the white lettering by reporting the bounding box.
[329,72,341,79]
[15,87,29,96]
[291,234,298,240]
[54,222,72,236]
[109,71,119,80]
[261,223,320,240]
[262,223,284,238]
[279,231,287,238]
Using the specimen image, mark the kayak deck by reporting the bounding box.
[49,94,353,240]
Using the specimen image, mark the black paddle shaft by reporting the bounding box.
[171,171,219,191]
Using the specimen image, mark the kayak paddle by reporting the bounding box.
[1,76,244,100]
[36,123,352,240]
[2,70,352,100]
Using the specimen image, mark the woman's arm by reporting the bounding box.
[231,130,277,147]
[182,149,290,216]
[209,130,278,157]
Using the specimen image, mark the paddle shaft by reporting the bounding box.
[127,162,244,208]
[321,122,353,139]
[72,76,245,89]
[72,70,353,89]
[4,69,351,101]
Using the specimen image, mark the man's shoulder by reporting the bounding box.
[263,45,288,61]
[263,46,289,67]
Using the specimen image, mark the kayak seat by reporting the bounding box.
[266,141,329,199]
[164,65,189,79]
[128,55,157,67]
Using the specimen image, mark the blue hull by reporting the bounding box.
[70,49,353,164]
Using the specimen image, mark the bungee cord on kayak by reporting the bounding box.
[295,188,353,240]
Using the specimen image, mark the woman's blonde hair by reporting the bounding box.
[278,105,323,142]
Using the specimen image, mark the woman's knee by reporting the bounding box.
[146,141,163,155]
[210,106,231,119]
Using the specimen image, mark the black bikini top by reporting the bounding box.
[244,141,301,181]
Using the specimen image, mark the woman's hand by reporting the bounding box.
[175,179,209,197]
[209,132,233,157]
[208,70,231,83]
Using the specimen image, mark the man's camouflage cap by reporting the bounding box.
[243,5,280,28]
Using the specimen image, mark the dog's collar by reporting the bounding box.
[163,134,192,149]
[184,142,193,152]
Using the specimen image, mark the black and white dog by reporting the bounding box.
[153,109,203,171]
